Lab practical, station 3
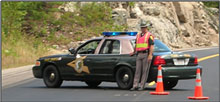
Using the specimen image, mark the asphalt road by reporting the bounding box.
[2,47,219,102]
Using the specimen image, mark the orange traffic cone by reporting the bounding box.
[150,65,169,95]
[188,68,209,100]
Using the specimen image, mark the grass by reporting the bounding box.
[2,35,48,69]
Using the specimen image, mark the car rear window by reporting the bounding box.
[99,40,120,54]
[130,39,171,52]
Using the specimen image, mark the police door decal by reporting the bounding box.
[67,54,90,74]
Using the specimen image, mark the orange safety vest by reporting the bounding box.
[136,32,153,51]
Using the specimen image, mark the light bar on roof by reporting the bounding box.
[102,32,138,36]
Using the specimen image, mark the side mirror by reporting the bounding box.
[68,48,76,54]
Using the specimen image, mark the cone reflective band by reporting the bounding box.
[188,68,209,100]
[150,65,169,95]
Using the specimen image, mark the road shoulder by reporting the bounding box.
[2,65,34,88]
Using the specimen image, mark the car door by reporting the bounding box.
[63,40,101,77]
[91,39,121,76]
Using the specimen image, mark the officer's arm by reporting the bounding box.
[133,35,138,53]
[148,36,154,56]
[149,45,154,56]
[133,44,136,53]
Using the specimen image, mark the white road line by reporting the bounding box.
[114,94,121,96]
[2,65,35,88]
[3,77,35,89]
[132,91,147,101]
[114,93,138,97]
[3,70,32,79]
[124,94,129,96]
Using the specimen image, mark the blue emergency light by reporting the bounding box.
[102,32,137,36]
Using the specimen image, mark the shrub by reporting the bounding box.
[203,1,219,8]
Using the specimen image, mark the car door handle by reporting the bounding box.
[86,59,91,61]
[111,58,117,60]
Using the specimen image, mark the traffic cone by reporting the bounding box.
[188,68,209,100]
[150,65,169,95]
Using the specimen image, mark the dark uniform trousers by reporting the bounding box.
[133,52,151,89]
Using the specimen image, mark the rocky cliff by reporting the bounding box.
[59,2,219,50]
[110,2,219,50]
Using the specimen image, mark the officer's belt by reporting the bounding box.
[137,50,148,53]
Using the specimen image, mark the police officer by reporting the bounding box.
[130,21,154,91]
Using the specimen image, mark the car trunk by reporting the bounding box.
[153,51,198,67]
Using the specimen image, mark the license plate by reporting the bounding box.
[173,58,189,65]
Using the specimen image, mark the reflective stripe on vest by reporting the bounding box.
[136,43,148,48]
[136,32,151,51]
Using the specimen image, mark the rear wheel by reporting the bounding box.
[85,81,102,88]
[43,65,63,88]
[116,66,133,89]
[163,80,178,90]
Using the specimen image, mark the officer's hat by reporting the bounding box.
[140,20,152,28]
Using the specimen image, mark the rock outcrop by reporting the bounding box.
[110,2,219,50]
[58,2,219,50]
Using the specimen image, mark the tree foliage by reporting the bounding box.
[2,2,124,41]
[2,2,64,38]
[203,1,219,8]
[2,2,65,68]
[2,2,26,38]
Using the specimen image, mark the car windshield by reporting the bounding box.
[130,39,171,52]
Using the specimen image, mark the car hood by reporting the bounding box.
[39,54,69,60]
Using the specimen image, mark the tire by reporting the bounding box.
[163,80,178,90]
[115,66,134,89]
[85,81,102,88]
[43,65,63,88]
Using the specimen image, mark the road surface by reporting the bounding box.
[2,47,219,101]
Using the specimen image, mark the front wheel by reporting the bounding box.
[43,65,63,88]
[163,80,178,90]
[116,66,134,89]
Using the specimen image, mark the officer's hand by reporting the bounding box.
[130,52,135,56]
[148,55,153,61]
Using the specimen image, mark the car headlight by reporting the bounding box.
[58,57,62,60]
[35,61,41,66]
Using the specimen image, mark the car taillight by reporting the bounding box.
[153,56,166,66]
[35,61,41,66]
[194,56,198,65]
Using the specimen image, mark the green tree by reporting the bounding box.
[2,2,27,38]
[203,1,219,8]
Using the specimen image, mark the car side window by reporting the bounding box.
[77,40,101,54]
[130,39,136,48]
[99,40,120,54]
